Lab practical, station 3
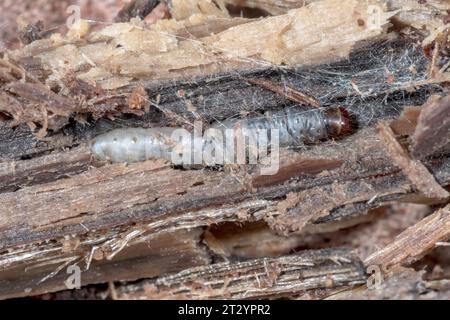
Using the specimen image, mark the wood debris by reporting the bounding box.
[0,0,449,300]
[411,95,450,159]
[378,121,449,199]
[116,249,366,300]
[365,203,450,268]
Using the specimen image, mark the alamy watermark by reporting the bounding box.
[66,5,81,29]
[65,264,81,290]
[168,123,280,175]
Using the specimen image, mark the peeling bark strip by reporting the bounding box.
[116,248,366,299]
[270,180,382,234]
[0,146,91,193]
[390,106,422,136]
[365,203,450,268]
[378,121,449,199]
[411,95,450,159]
[244,77,321,107]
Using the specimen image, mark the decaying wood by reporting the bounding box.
[0,37,441,161]
[0,123,448,297]
[364,203,450,268]
[0,228,210,299]
[0,0,449,299]
[244,77,321,108]
[0,0,401,131]
[378,121,449,199]
[224,0,450,36]
[115,248,366,299]
[328,267,450,300]
[390,106,422,136]
[411,95,450,159]
[1,126,449,248]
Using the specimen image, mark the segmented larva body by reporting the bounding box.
[211,107,350,145]
[91,107,351,163]
[91,127,175,163]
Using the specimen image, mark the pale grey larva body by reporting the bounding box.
[91,107,351,164]
[91,127,175,163]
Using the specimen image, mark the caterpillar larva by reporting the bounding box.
[91,107,351,164]
[211,106,350,145]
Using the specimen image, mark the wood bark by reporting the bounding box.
[0,0,449,299]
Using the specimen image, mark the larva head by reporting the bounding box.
[324,107,353,138]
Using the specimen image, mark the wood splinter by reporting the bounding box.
[245,77,321,108]
[378,121,449,199]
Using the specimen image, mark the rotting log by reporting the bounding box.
[1,125,449,247]
[0,123,448,297]
[0,0,449,300]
